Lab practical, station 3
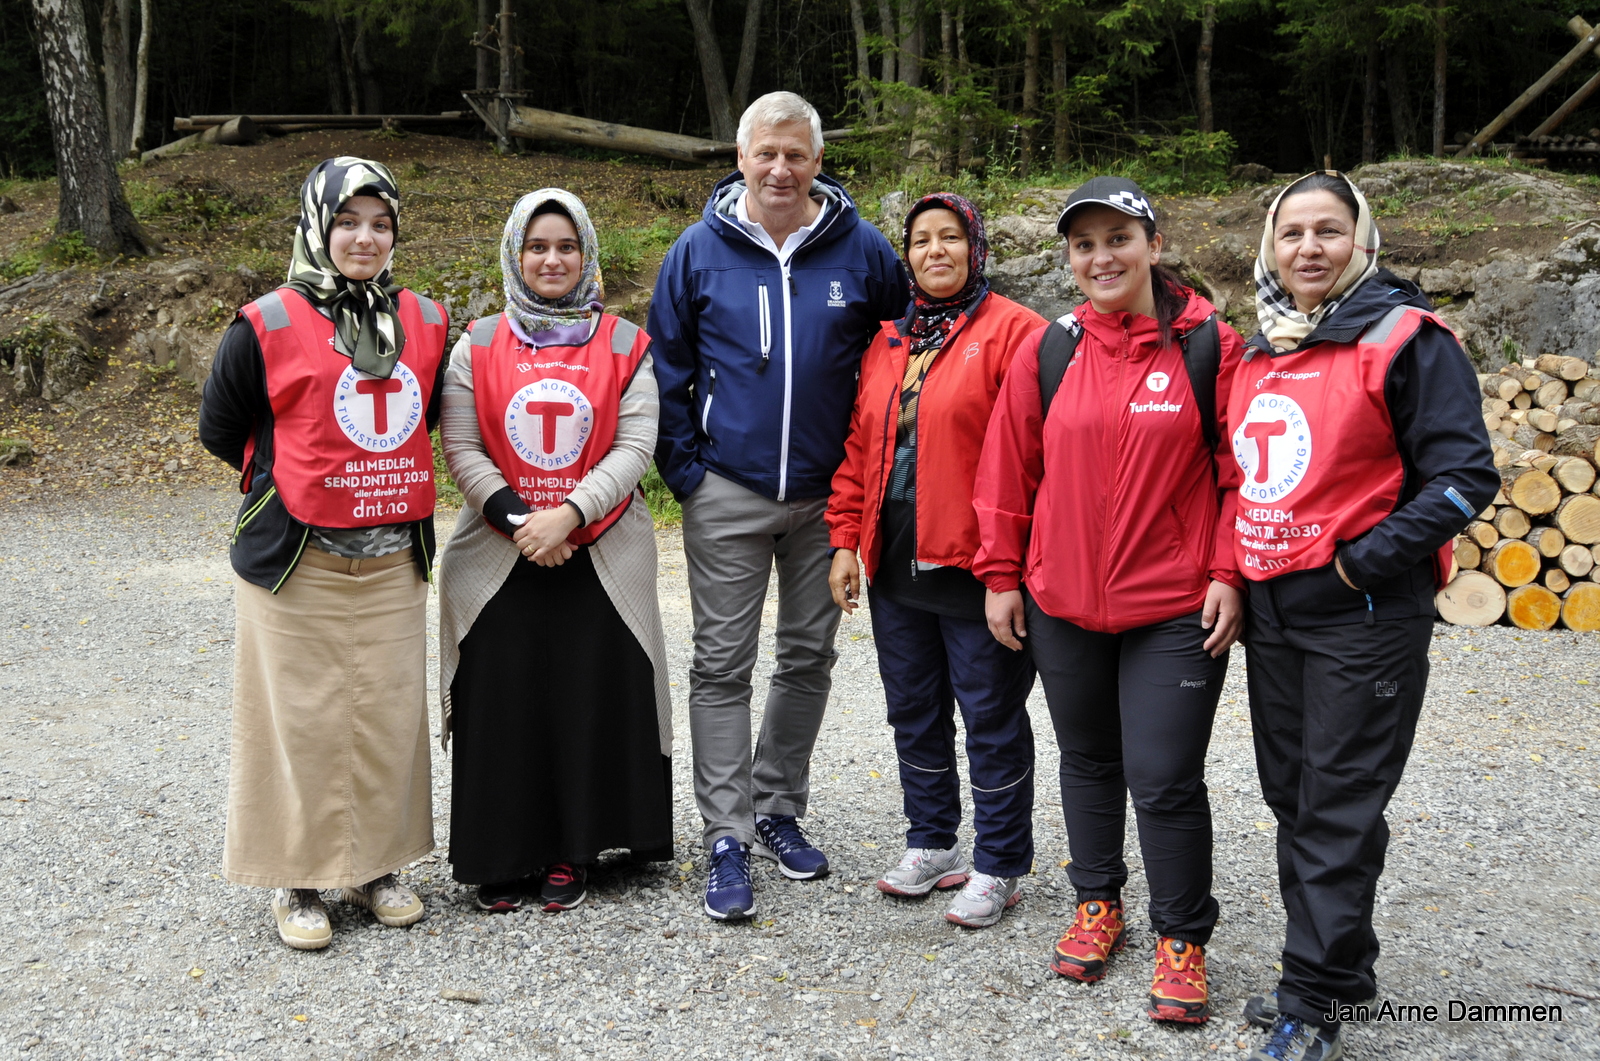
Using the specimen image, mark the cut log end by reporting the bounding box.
[1554,493,1600,545]
[1500,467,1562,517]
[1562,582,1600,632]
[1483,538,1541,587]
[1506,584,1562,631]
[1435,571,1507,627]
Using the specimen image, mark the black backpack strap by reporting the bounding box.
[1036,313,1083,420]
[1179,314,1222,455]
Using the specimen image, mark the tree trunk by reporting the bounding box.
[497,0,516,149]
[325,16,347,115]
[848,0,875,119]
[876,0,895,84]
[956,4,971,170]
[335,17,360,115]
[1432,0,1447,156]
[1020,21,1039,176]
[1195,1,1215,134]
[475,0,492,91]
[899,0,921,89]
[1385,43,1414,155]
[684,0,736,142]
[352,15,382,116]
[1362,38,1378,163]
[938,1,953,173]
[99,0,133,155]
[26,0,150,255]
[1052,27,1067,167]
[732,0,762,117]
[129,0,149,155]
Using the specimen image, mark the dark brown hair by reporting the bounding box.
[1137,213,1189,349]
[1278,172,1360,223]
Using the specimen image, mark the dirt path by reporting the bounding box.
[0,485,1594,1059]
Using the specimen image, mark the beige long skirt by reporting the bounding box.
[223,546,435,888]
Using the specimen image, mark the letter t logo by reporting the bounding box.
[356,378,404,434]
[1243,420,1287,483]
[525,400,576,453]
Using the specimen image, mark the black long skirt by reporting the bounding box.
[448,548,673,884]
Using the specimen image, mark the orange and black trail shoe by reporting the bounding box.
[1050,899,1126,982]
[1147,937,1209,1023]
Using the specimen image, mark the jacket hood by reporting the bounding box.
[1246,267,1432,357]
[702,171,858,247]
[1076,286,1218,359]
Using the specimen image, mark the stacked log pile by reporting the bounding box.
[1436,355,1600,631]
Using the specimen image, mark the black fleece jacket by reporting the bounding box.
[198,315,445,591]
[1245,270,1499,628]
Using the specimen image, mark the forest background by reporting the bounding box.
[4,0,1600,190]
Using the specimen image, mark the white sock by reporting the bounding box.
[755,813,773,823]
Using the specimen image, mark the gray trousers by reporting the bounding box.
[682,471,841,847]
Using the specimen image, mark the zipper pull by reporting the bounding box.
[1365,593,1375,625]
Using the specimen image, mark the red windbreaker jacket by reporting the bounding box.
[828,291,1046,577]
[973,290,1246,633]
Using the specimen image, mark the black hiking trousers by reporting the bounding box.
[1244,604,1433,1032]
[1026,595,1228,946]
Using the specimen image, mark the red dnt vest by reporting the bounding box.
[1229,305,1455,585]
[469,311,649,546]
[240,286,448,528]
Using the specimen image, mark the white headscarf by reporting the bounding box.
[1253,171,1380,351]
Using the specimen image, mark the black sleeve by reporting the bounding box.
[425,340,448,432]
[1338,322,1500,587]
[198,317,270,473]
[481,486,532,538]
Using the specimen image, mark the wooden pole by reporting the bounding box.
[497,0,515,152]
[1457,23,1600,159]
[1526,19,1600,140]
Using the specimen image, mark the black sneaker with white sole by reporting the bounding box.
[539,863,587,911]
[476,880,526,913]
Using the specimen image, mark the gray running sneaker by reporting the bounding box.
[876,847,970,897]
[1246,1014,1341,1061]
[1245,991,1376,1030]
[271,888,332,950]
[943,872,1021,928]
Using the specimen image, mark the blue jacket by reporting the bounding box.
[648,172,908,502]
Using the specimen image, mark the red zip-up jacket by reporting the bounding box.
[973,290,1246,634]
[828,291,1046,577]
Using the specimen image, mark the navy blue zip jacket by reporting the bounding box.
[1246,268,1498,628]
[648,172,908,502]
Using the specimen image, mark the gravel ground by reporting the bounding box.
[1,485,1596,1060]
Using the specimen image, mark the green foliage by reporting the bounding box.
[641,462,681,526]
[597,218,685,282]
[125,178,264,230]
[431,428,463,509]
[1127,129,1238,192]
[0,247,43,283]
[43,231,96,266]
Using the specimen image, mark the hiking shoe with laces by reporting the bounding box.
[339,873,424,927]
[943,872,1021,928]
[704,835,756,921]
[271,888,332,950]
[1246,1014,1342,1061]
[1148,937,1209,1023]
[476,880,525,913]
[539,863,588,912]
[876,847,970,897]
[1244,991,1376,1030]
[753,815,830,879]
[1051,899,1126,981]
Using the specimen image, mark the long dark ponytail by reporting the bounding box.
[1140,213,1190,348]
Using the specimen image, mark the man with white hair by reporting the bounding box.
[649,91,908,920]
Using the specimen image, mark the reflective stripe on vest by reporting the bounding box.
[469,312,650,546]
[1229,305,1444,581]
[240,287,448,528]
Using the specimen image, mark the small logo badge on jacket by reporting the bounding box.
[1179,679,1207,688]
[1375,681,1398,697]
[333,363,425,452]
[827,280,847,307]
[1146,371,1170,392]
[964,342,981,362]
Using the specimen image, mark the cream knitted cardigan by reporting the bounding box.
[435,327,673,756]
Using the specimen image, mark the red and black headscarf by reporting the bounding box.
[902,192,989,359]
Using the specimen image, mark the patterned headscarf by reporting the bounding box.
[902,193,989,359]
[1254,171,1380,352]
[285,156,406,379]
[500,188,604,335]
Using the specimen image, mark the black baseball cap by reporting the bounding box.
[1056,176,1156,235]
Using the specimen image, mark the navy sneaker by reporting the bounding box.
[753,815,830,879]
[1246,1014,1342,1061]
[704,836,756,921]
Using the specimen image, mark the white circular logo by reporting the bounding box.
[504,379,594,469]
[1233,392,1313,504]
[332,362,424,452]
[1146,371,1170,392]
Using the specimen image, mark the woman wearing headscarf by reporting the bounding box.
[1228,172,1495,1061]
[974,177,1247,1024]
[826,194,1045,929]
[199,157,450,951]
[438,188,672,915]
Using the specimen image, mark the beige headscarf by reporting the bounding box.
[1253,171,1380,351]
